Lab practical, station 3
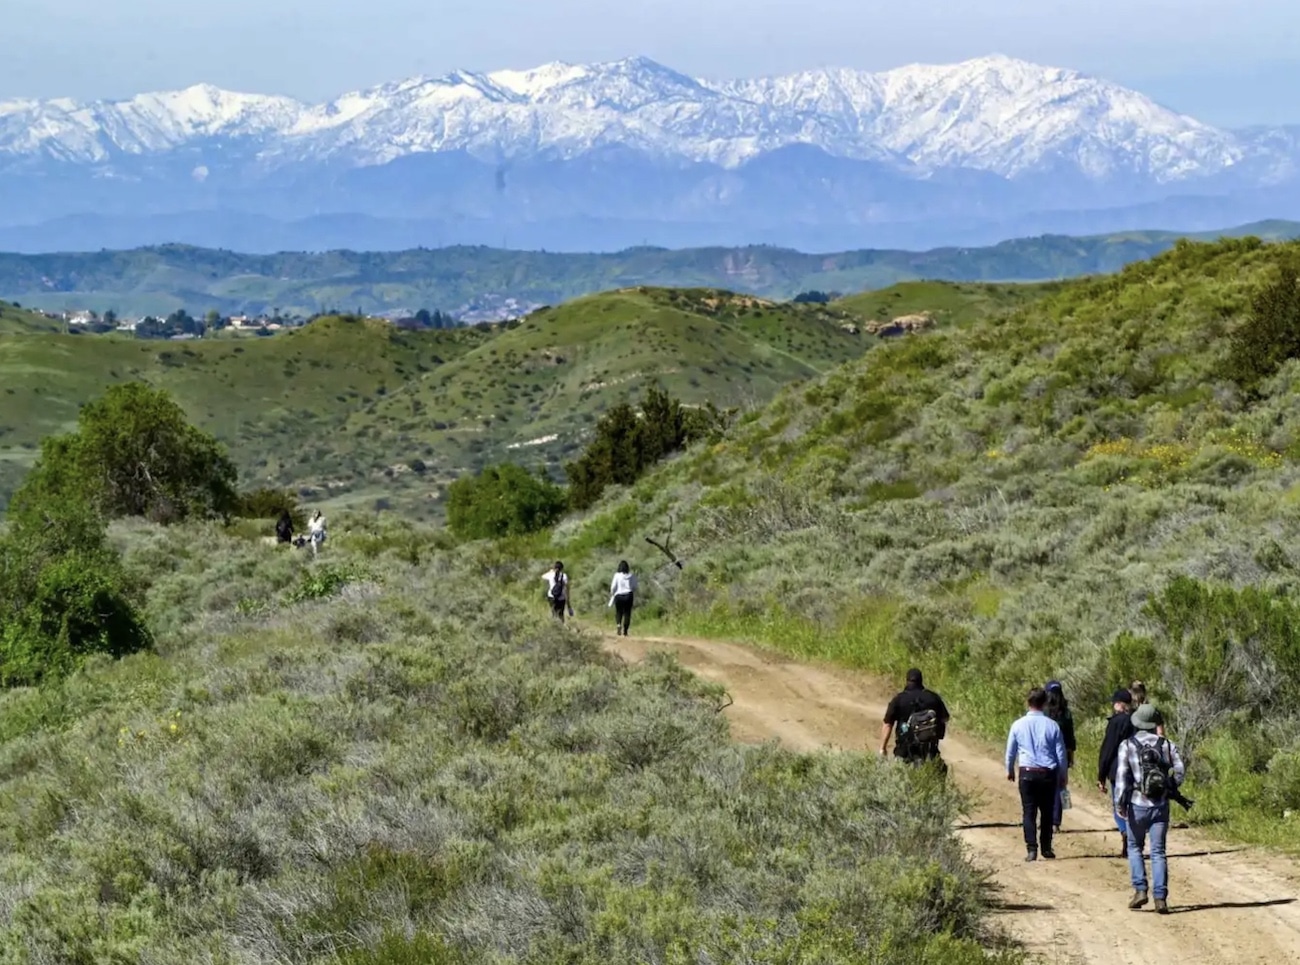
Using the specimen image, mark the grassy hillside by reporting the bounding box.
[551,236,1300,848]
[0,516,1018,964]
[2,220,1297,317]
[1,286,940,513]
[0,302,60,334]
[0,317,494,512]
[833,280,1064,327]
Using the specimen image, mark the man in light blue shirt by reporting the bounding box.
[1005,687,1069,862]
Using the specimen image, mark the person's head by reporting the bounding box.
[1131,702,1164,733]
[553,560,564,572]
[905,668,923,690]
[1110,688,1132,712]
[1026,687,1048,711]
[1129,681,1147,706]
[1045,680,1063,697]
[279,508,290,520]
[314,510,322,520]
[617,560,629,574]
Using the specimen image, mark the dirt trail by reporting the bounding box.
[603,630,1300,964]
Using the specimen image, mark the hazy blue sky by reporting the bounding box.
[5,0,1298,126]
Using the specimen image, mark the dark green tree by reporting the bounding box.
[13,382,238,524]
[446,464,567,540]
[1225,258,1300,395]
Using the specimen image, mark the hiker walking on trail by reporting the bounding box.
[1005,687,1069,862]
[308,510,327,556]
[1098,688,1136,857]
[1116,703,1186,914]
[880,669,949,768]
[275,509,294,544]
[542,561,573,623]
[1044,681,1077,832]
[608,560,637,636]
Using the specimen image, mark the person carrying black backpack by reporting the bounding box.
[1115,703,1186,914]
[1044,681,1077,832]
[880,668,950,769]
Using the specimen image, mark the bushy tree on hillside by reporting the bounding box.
[566,384,730,510]
[0,495,151,686]
[235,486,306,530]
[1226,258,1300,395]
[446,463,567,540]
[12,382,238,525]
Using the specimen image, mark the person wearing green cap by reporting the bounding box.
[1115,703,1185,914]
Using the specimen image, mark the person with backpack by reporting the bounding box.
[879,669,949,768]
[308,510,327,556]
[1005,687,1069,862]
[542,561,573,622]
[1097,688,1136,857]
[607,560,637,636]
[275,509,294,544]
[1115,703,1186,914]
[1044,681,1077,832]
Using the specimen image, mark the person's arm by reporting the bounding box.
[880,697,899,755]
[1115,742,1133,817]
[1005,721,1019,780]
[1054,724,1069,786]
[1097,718,1116,789]
[630,574,638,592]
[1063,712,1077,766]
[1169,741,1186,787]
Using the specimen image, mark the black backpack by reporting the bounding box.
[549,573,566,601]
[1131,736,1172,800]
[905,708,941,746]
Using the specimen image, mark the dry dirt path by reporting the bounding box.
[601,629,1300,964]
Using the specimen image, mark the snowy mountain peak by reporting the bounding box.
[0,54,1280,182]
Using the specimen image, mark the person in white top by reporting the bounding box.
[608,560,638,636]
[542,560,572,622]
[308,510,327,556]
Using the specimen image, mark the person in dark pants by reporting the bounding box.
[607,560,638,636]
[880,668,950,769]
[275,509,294,544]
[1097,688,1136,857]
[1005,687,1069,862]
[1044,680,1077,831]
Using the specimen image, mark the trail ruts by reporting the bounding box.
[603,630,1300,965]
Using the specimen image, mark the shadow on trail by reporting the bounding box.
[1169,898,1296,914]
[1058,848,1246,862]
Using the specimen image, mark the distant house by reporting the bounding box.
[116,319,139,332]
[66,310,97,326]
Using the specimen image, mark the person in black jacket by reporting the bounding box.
[1045,681,1077,831]
[275,509,294,544]
[880,668,950,767]
[1097,688,1135,857]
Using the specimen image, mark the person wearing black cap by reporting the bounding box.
[1098,687,1136,857]
[880,668,950,767]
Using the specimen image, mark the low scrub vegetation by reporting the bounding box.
[554,237,1300,849]
[0,517,1017,964]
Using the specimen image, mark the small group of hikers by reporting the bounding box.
[275,509,328,555]
[881,671,1189,914]
[540,560,639,635]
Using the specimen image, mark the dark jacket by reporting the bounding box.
[1097,711,1134,786]
[884,685,950,760]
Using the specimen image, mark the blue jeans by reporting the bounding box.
[1112,785,1128,836]
[1127,803,1169,899]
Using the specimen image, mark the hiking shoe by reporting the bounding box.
[1025,850,1038,862]
[1042,849,1057,860]
[1128,890,1149,910]
[1154,899,1168,915]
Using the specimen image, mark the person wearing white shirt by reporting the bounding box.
[542,561,572,622]
[308,510,327,556]
[608,560,638,636]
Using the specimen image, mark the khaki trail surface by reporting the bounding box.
[601,630,1300,965]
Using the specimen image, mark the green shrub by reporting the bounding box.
[1226,257,1300,394]
[0,498,151,686]
[12,382,238,525]
[235,486,306,529]
[446,464,567,541]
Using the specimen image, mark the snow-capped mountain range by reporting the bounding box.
[1,54,1298,253]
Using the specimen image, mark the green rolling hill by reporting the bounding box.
[2,220,1297,318]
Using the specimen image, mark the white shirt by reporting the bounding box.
[609,572,637,596]
[309,515,326,536]
[543,570,568,600]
